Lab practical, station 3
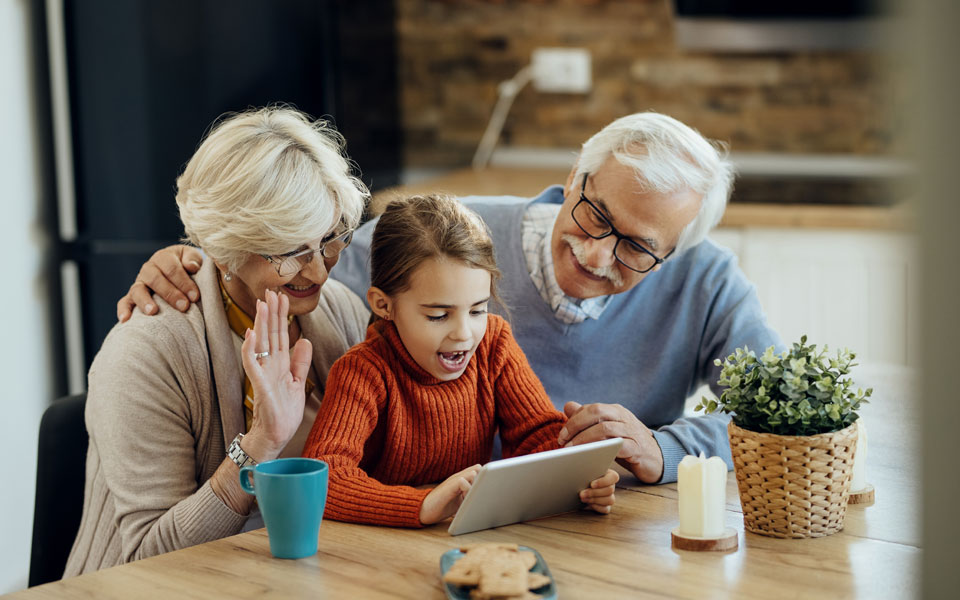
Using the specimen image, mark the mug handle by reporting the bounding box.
[239,466,256,495]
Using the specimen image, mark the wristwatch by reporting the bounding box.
[227,433,258,469]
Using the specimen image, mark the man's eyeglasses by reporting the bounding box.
[262,229,354,277]
[571,173,673,274]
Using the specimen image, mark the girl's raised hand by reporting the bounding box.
[419,464,482,525]
[240,289,313,461]
[580,468,619,514]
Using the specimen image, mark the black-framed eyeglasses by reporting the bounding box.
[571,173,673,274]
[261,229,354,277]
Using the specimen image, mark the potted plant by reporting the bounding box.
[696,336,872,539]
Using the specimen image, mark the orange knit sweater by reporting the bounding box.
[301,314,565,527]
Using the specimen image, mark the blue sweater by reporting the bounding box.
[333,186,782,483]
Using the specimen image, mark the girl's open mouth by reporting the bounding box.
[437,350,468,372]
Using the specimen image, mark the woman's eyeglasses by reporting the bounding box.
[261,229,354,277]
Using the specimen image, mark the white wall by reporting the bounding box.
[0,0,58,593]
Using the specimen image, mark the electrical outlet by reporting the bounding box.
[531,47,592,94]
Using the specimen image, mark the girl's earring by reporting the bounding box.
[223,272,233,282]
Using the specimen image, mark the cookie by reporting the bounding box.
[442,542,549,600]
[478,554,528,597]
[443,561,482,587]
[460,542,519,553]
[527,572,551,589]
[469,589,541,600]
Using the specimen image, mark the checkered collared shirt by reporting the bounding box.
[521,202,612,325]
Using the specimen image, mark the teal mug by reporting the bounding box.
[239,457,329,559]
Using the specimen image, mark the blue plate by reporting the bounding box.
[439,545,557,600]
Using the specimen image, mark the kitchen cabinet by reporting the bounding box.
[711,227,918,366]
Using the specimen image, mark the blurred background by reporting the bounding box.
[2,0,955,595]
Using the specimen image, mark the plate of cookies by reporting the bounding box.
[440,542,557,600]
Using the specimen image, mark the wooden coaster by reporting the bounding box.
[848,484,875,505]
[671,527,738,552]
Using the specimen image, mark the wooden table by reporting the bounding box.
[9,365,917,599]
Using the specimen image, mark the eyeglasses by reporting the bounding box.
[571,173,673,274]
[261,229,354,277]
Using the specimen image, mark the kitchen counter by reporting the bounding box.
[372,167,913,231]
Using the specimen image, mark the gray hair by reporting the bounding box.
[175,106,369,272]
[575,112,734,254]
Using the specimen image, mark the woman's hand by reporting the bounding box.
[580,468,619,514]
[117,245,204,322]
[239,290,313,462]
[419,464,481,525]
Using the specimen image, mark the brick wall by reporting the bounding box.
[396,0,899,168]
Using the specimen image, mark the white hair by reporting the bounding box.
[175,106,369,272]
[575,112,734,254]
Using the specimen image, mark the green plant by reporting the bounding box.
[696,335,872,436]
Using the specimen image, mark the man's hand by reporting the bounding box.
[419,464,481,525]
[117,245,204,322]
[557,401,664,484]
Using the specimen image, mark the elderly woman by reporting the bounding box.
[64,107,370,575]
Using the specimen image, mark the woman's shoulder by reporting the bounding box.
[87,294,213,419]
[96,261,214,373]
[306,278,370,344]
[92,294,212,387]
[101,294,208,359]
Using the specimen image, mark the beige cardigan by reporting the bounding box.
[64,261,369,576]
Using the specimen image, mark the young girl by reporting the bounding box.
[248,194,618,527]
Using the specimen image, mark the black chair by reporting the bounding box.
[29,393,88,587]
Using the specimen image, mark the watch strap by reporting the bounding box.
[227,433,257,469]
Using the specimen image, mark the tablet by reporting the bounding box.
[447,437,623,536]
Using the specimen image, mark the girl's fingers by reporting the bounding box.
[584,469,620,492]
[460,464,481,483]
[581,485,616,504]
[593,469,619,488]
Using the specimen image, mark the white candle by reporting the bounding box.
[851,419,868,492]
[677,453,727,539]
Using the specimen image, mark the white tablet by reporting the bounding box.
[447,437,623,536]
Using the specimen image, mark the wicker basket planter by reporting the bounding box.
[728,419,859,539]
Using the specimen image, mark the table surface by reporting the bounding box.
[9,365,918,600]
[370,167,913,231]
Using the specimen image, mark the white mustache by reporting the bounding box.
[561,234,624,287]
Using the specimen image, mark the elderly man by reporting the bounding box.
[118,112,780,484]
